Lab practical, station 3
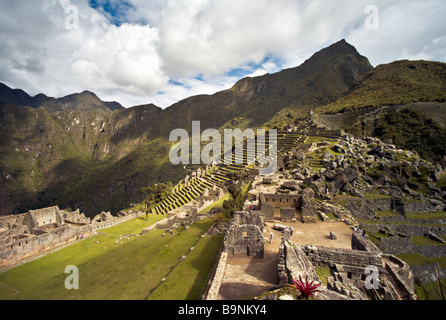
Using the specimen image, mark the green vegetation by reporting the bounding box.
[412,236,446,246]
[141,182,173,216]
[318,60,446,114]
[0,40,374,217]
[437,172,446,190]
[375,210,399,219]
[104,215,166,235]
[0,216,221,300]
[397,254,446,268]
[352,108,446,163]
[415,278,446,301]
[406,211,446,220]
[315,267,332,286]
[221,172,252,219]
[148,234,224,300]
[397,254,446,300]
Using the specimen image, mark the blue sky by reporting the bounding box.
[88,0,137,26]
[0,0,445,108]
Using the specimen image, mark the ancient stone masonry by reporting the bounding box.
[0,206,90,266]
[204,251,228,300]
[302,244,383,273]
[0,206,144,266]
[197,185,226,203]
[257,193,275,221]
[280,207,296,222]
[259,193,301,209]
[153,206,199,233]
[278,230,416,300]
[345,197,445,221]
[278,230,319,286]
[258,188,317,223]
[301,188,318,223]
[223,211,264,257]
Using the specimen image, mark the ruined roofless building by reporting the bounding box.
[0,206,92,266]
[223,211,265,257]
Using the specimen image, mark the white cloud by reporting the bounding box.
[0,0,444,109]
[347,0,446,66]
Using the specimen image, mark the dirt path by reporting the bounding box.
[218,220,353,300]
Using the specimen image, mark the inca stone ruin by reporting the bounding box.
[0,205,145,267]
[1,118,445,300]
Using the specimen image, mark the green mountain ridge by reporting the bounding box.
[0,83,125,113]
[0,39,445,217]
[317,59,446,114]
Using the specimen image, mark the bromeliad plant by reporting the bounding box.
[292,275,321,300]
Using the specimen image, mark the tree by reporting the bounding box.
[141,182,173,218]
[221,170,251,219]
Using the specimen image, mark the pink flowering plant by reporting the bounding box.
[292,275,321,300]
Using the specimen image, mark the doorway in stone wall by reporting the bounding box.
[274,207,281,219]
[296,208,303,222]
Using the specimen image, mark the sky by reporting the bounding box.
[0,0,445,109]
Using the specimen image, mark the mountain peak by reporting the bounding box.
[0,83,124,112]
[325,38,362,56]
[80,90,98,96]
[306,39,369,64]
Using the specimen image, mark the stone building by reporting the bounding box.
[0,206,93,266]
[257,188,318,223]
[223,211,265,257]
[0,206,142,267]
[278,230,416,300]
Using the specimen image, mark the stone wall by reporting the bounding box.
[0,213,27,227]
[405,200,443,213]
[91,210,145,231]
[204,251,227,300]
[280,207,296,222]
[27,206,64,227]
[301,206,317,223]
[258,193,274,221]
[156,210,199,230]
[376,236,446,257]
[224,225,264,257]
[0,225,28,245]
[301,244,383,271]
[351,231,382,255]
[223,211,264,257]
[365,223,446,237]
[277,230,396,299]
[259,193,301,209]
[301,188,318,223]
[346,198,444,220]
[280,236,319,285]
[0,224,93,266]
[0,207,145,266]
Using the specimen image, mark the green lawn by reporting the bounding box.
[148,234,224,300]
[0,216,220,300]
[199,192,230,213]
[103,214,166,235]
